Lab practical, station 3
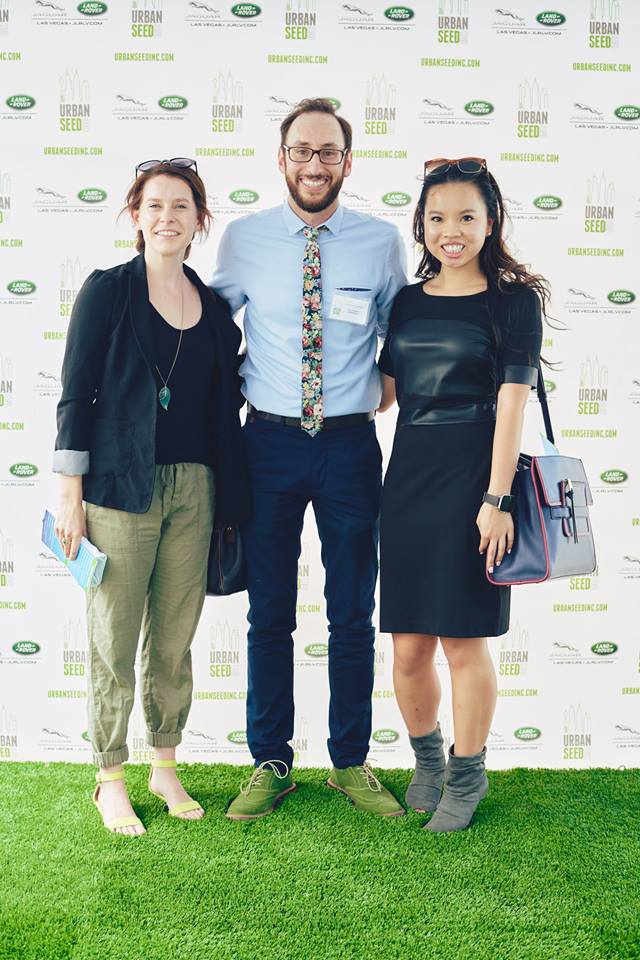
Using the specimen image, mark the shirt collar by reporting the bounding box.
[282,200,344,236]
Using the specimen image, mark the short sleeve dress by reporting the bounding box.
[378,281,542,638]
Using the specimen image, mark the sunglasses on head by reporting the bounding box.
[423,157,487,178]
[135,157,198,178]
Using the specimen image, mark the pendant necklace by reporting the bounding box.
[154,282,184,411]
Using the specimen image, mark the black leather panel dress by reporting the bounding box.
[378,282,541,638]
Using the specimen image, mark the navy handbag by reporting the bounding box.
[487,370,596,585]
[206,524,247,596]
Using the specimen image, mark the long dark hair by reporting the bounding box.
[413,164,551,319]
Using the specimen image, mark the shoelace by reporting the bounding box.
[360,761,383,793]
[240,759,290,797]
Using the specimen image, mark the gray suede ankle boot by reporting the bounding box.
[424,745,488,833]
[406,723,446,813]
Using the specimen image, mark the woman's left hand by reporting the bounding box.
[476,501,514,575]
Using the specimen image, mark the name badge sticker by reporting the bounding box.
[329,290,372,326]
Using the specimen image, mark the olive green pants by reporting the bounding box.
[85,463,215,768]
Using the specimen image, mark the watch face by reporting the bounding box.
[500,495,515,512]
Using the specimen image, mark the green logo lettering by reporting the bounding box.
[382,191,411,206]
[514,726,541,741]
[229,189,259,204]
[372,728,400,743]
[614,105,640,121]
[227,730,248,743]
[13,641,40,655]
[464,100,494,116]
[158,96,188,111]
[6,95,36,110]
[535,11,566,26]
[231,3,261,16]
[591,641,618,656]
[77,188,107,203]
[607,289,635,304]
[304,643,329,657]
[600,469,627,484]
[384,6,414,20]
[7,280,36,295]
[533,195,562,210]
[77,1,108,14]
[9,463,38,477]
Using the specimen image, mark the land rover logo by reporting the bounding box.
[304,643,328,657]
[607,290,635,305]
[229,189,259,204]
[464,100,494,116]
[591,641,617,656]
[614,105,640,121]
[10,463,38,478]
[384,6,414,19]
[227,730,247,744]
[12,641,40,656]
[77,1,107,13]
[533,195,562,210]
[600,469,627,484]
[7,280,36,295]
[231,3,261,16]
[382,191,411,207]
[372,728,399,744]
[81,730,91,742]
[543,379,556,392]
[6,95,35,110]
[77,188,107,204]
[158,96,188,111]
[514,726,541,741]
[536,11,565,26]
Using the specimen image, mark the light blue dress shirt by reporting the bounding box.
[210,201,407,417]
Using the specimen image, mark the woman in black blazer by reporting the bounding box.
[54,159,249,835]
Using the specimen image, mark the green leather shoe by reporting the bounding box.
[327,763,405,817]
[226,761,296,821]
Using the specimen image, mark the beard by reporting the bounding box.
[285,170,344,214]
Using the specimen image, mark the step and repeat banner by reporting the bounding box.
[1,0,638,769]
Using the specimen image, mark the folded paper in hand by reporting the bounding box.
[41,510,107,590]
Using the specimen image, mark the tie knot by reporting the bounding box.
[303,226,319,241]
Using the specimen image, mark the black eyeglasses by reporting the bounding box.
[424,157,487,178]
[282,145,348,165]
[135,158,198,178]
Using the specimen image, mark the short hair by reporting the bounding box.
[280,98,352,152]
[123,164,212,261]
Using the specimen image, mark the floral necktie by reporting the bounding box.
[301,225,323,435]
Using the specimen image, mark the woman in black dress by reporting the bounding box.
[378,158,545,832]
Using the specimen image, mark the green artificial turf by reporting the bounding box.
[0,764,639,960]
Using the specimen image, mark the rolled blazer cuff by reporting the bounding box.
[52,449,89,475]
[502,365,538,387]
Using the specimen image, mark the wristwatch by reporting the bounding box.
[482,492,516,513]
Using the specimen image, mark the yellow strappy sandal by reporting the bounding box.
[93,769,145,835]
[148,759,204,818]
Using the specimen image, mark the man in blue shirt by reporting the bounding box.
[211,98,406,820]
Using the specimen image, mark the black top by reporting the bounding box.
[378,282,542,410]
[152,296,215,466]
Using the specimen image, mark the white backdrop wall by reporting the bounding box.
[1,0,638,769]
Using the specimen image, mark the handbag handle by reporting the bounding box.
[534,364,555,446]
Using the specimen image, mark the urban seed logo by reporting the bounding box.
[0,1,8,36]
[212,71,243,134]
[588,0,620,49]
[227,729,247,744]
[607,290,635,304]
[284,1,317,41]
[514,726,541,741]
[12,641,40,656]
[600,469,627,484]
[536,11,565,26]
[0,529,14,587]
[305,642,328,657]
[231,3,261,16]
[372,728,400,743]
[131,0,162,37]
[499,623,530,677]
[77,188,107,204]
[158,96,188,111]
[534,195,562,210]
[517,78,549,139]
[614,105,640,122]
[585,172,614,234]
[59,70,90,132]
[77,1,108,14]
[385,6,414,20]
[591,641,617,656]
[209,619,240,679]
[229,189,258,204]
[7,280,36,296]
[382,192,411,207]
[7,95,35,111]
[437,0,469,44]
[0,171,10,225]
[60,257,88,319]
[0,355,13,408]
[563,703,591,760]
[9,463,38,478]
[365,74,397,136]
[465,101,493,116]
[578,356,607,415]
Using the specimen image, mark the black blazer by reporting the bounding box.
[54,254,250,527]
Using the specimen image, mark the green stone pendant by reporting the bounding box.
[158,386,171,411]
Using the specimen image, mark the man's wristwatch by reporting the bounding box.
[482,492,516,513]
